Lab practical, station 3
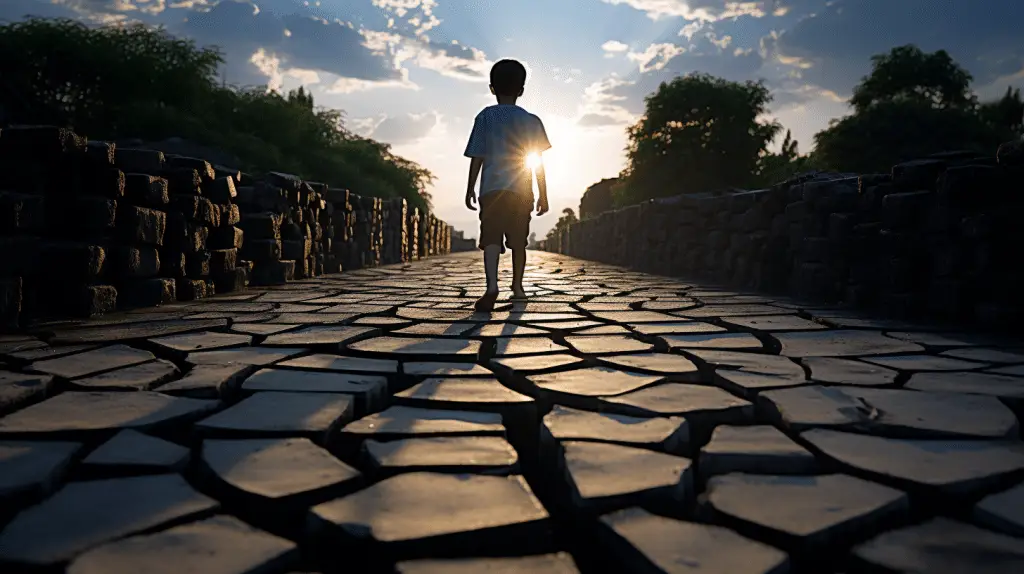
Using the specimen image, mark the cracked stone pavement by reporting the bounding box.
[2,251,1024,574]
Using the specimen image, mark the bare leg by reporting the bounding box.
[484,245,500,292]
[475,244,501,312]
[511,247,527,299]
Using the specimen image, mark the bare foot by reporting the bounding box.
[511,287,528,300]
[474,290,499,312]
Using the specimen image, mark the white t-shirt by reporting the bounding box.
[464,104,551,196]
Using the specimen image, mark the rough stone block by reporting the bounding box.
[997,139,1024,166]
[110,245,160,278]
[159,249,186,278]
[118,278,176,308]
[0,277,22,328]
[116,205,166,246]
[170,195,218,226]
[163,167,202,195]
[212,267,247,293]
[164,213,208,252]
[74,284,118,317]
[250,260,294,285]
[166,156,215,182]
[0,191,46,232]
[48,196,117,234]
[801,237,831,263]
[927,279,970,318]
[203,176,236,203]
[208,249,237,275]
[240,239,281,263]
[282,238,310,261]
[892,159,945,191]
[266,172,300,192]
[281,222,302,241]
[213,165,241,183]
[186,250,211,278]
[116,149,165,173]
[124,174,169,207]
[937,164,998,205]
[235,186,286,212]
[293,257,310,279]
[176,278,210,301]
[216,203,240,228]
[0,236,42,277]
[83,167,125,199]
[0,126,85,158]
[237,213,282,240]
[208,226,243,250]
[325,187,349,204]
[882,191,932,229]
[40,242,106,282]
[86,141,115,165]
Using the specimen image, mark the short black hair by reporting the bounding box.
[490,59,527,96]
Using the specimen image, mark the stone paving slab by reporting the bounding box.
[1,251,1023,572]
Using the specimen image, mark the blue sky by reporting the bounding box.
[4,0,1023,238]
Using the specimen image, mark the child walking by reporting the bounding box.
[464,58,551,312]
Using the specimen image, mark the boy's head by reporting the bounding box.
[489,59,527,98]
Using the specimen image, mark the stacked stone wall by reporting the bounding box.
[540,142,1024,329]
[0,125,453,327]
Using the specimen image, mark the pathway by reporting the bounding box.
[2,251,1024,573]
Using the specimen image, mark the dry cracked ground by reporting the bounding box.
[2,251,1024,574]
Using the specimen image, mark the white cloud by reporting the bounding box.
[369,111,440,144]
[576,75,637,127]
[708,32,732,50]
[348,115,385,137]
[327,70,417,94]
[602,40,630,56]
[599,0,767,21]
[396,39,491,81]
[249,48,323,92]
[679,20,705,40]
[627,42,686,72]
[372,0,440,34]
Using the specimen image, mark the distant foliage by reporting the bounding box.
[849,45,976,111]
[614,74,781,206]
[0,18,432,209]
[585,43,1024,212]
[579,177,617,219]
[545,208,578,243]
[756,129,813,186]
[813,44,1022,173]
[980,86,1024,137]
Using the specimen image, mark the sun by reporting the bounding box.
[525,152,542,170]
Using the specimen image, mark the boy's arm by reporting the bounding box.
[534,160,549,215]
[533,116,551,216]
[464,113,486,211]
[466,157,483,211]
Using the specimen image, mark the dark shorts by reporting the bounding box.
[478,189,532,252]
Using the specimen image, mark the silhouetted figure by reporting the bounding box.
[464,58,551,312]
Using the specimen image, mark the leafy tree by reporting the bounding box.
[813,102,1002,173]
[579,177,617,219]
[0,17,432,209]
[980,86,1024,137]
[545,208,578,242]
[615,73,780,206]
[814,45,1015,173]
[756,129,812,186]
[850,45,975,111]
